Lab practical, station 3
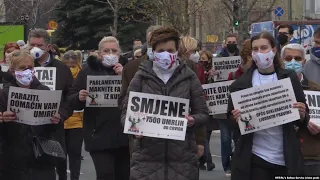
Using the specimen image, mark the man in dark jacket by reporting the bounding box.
[28,29,74,180]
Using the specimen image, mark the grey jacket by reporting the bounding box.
[121,60,209,180]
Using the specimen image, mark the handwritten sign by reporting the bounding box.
[86,75,121,107]
[34,67,56,90]
[7,86,62,125]
[213,56,241,82]
[304,90,320,126]
[231,78,300,135]
[123,92,189,141]
[202,80,234,115]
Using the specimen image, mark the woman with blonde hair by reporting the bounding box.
[61,50,83,180]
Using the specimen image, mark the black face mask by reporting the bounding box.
[278,33,288,45]
[227,44,237,53]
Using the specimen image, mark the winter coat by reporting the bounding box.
[227,66,309,179]
[68,56,128,152]
[0,78,57,180]
[120,60,209,180]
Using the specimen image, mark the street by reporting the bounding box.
[63,132,229,180]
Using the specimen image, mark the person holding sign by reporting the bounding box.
[282,43,320,176]
[121,26,209,180]
[68,36,129,180]
[28,29,74,180]
[61,50,83,180]
[227,32,309,180]
[0,50,62,180]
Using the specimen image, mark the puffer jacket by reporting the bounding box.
[121,60,209,180]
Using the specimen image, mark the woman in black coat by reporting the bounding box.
[227,32,309,180]
[0,50,61,180]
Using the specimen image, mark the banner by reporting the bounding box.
[123,92,189,141]
[34,67,56,90]
[231,78,300,135]
[304,90,320,126]
[202,80,234,115]
[213,56,241,81]
[7,86,62,125]
[86,75,121,107]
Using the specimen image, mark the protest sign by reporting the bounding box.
[304,90,320,126]
[1,65,9,72]
[231,78,300,135]
[34,67,56,90]
[213,56,241,81]
[86,75,121,107]
[123,92,189,141]
[202,80,234,115]
[7,86,62,125]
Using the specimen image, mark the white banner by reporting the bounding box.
[123,92,189,141]
[202,80,234,115]
[7,86,62,125]
[213,56,241,82]
[86,75,121,107]
[231,78,300,135]
[304,90,320,126]
[34,67,56,90]
[1,65,8,72]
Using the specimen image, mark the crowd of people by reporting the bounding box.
[0,23,318,180]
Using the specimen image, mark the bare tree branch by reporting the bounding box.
[252,0,277,23]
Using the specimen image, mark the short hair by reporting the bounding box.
[3,42,20,63]
[179,36,198,57]
[240,39,252,64]
[28,29,51,44]
[150,26,180,51]
[146,25,162,35]
[9,50,34,70]
[98,36,120,51]
[226,33,238,41]
[278,24,294,35]
[314,27,320,38]
[281,43,306,59]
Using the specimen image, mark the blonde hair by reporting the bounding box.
[134,49,142,56]
[179,36,198,58]
[74,50,83,64]
[61,50,81,63]
[98,36,120,51]
[9,50,34,70]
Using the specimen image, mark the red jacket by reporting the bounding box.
[195,63,206,84]
[228,66,244,80]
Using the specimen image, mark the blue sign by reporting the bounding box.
[274,7,284,17]
[289,24,320,51]
[251,21,274,38]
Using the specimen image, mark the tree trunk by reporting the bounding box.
[183,0,189,35]
[113,0,119,37]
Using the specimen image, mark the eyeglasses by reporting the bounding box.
[63,54,78,60]
[134,56,142,59]
[102,49,118,54]
[284,55,303,62]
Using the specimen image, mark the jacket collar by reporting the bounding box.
[34,52,55,67]
[6,77,43,89]
[301,73,310,89]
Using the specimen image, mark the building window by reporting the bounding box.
[315,0,320,14]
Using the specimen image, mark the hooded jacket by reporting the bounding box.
[120,60,209,180]
[303,53,320,85]
[68,56,128,152]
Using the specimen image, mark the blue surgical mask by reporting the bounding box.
[147,48,154,60]
[312,47,320,58]
[284,59,303,74]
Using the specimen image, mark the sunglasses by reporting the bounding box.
[63,54,78,60]
[284,55,304,62]
[134,56,142,59]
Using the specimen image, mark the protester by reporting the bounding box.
[68,36,129,180]
[228,32,309,179]
[277,24,294,49]
[124,39,143,61]
[281,43,320,176]
[16,40,26,49]
[61,50,83,180]
[303,27,320,85]
[218,33,239,57]
[120,26,209,180]
[1,42,20,64]
[28,29,74,180]
[133,46,143,60]
[0,49,61,180]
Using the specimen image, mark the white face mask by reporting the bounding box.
[15,69,34,86]
[30,47,45,60]
[102,54,118,67]
[147,48,154,60]
[252,50,275,69]
[189,51,200,63]
[154,51,178,69]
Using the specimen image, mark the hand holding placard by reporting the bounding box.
[79,90,89,102]
[293,102,306,120]
[3,111,17,122]
[50,113,61,124]
[113,63,123,75]
[232,109,241,122]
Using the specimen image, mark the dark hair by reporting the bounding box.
[134,39,141,42]
[278,24,294,35]
[251,31,283,68]
[52,44,61,56]
[28,29,51,44]
[226,33,238,41]
[240,39,252,64]
[200,50,213,68]
[150,26,180,51]
[314,27,320,38]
